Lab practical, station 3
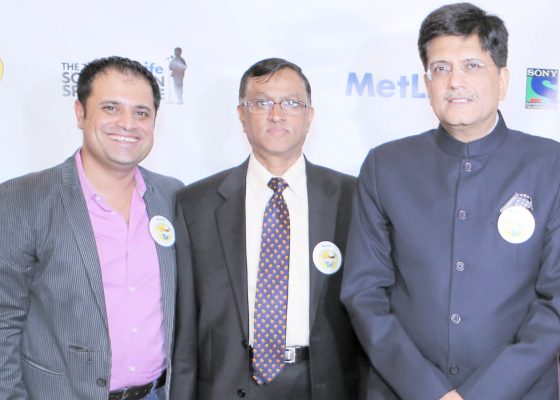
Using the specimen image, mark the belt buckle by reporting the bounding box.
[110,383,152,400]
[121,387,135,400]
[285,347,296,364]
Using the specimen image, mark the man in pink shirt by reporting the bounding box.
[0,56,182,399]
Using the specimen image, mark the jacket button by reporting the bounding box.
[96,378,107,387]
[237,388,246,397]
[449,365,460,375]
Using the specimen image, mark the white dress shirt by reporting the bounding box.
[246,153,310,347]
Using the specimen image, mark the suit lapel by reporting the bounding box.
[58,156,108,326]
[212,160,339,336]
[306,161,338,329]
[142,171,177,356]
[216,162,250,337]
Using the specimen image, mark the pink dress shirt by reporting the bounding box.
[76,151,165,390]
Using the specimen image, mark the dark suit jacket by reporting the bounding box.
[171,158,366,399]
[341,115,560,400]
[0,155,182,399]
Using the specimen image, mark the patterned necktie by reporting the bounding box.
[252,177,290,385]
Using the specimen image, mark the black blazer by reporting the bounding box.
[170,158,367,399]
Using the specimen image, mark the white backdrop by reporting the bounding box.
[0,0,558,184]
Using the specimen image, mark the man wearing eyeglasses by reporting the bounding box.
[170,58,367,399]
[341,3,560,400]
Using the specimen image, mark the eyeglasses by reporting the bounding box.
[241,99,309,115]
[426,59,495,81]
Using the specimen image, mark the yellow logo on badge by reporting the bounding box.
[319,249,338,269]
[149,215,176,247]
[0,58,4,81]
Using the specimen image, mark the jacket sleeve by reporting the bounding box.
[340,150,453,400]
[0,184,33,399]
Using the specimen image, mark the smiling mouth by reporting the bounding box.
[109,135,138,143]
[449,98,471,103]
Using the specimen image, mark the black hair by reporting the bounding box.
[418,3,508,70]
[238,57,311,103]
[77,56,161,113]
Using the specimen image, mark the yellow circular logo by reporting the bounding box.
[0,58,4,81]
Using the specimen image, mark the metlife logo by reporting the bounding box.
[345,72,427,98]
[59,58,169,100]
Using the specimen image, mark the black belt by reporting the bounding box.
[250,346,309,364]
[284,346,309,364]
[109,370,166,400]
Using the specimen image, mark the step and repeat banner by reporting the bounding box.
[0,0,558,184]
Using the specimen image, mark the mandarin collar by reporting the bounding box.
[435,111,508,159]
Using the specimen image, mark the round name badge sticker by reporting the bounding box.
[312,241,342,275]
[497,205,535,244]
[149,216,176,247]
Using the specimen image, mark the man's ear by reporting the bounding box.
[74,99,86,129]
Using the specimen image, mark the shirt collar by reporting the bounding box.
[75,149,147,205]
[435,111,508,158]
[247,153,306,199]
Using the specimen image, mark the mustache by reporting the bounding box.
[444,91,475,101]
